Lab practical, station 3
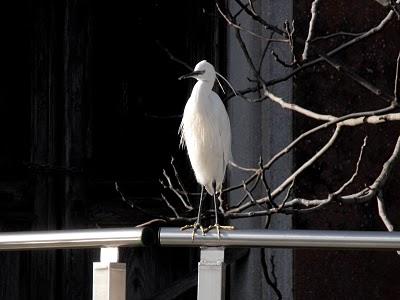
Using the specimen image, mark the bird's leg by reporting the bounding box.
[213,189,219,226]
[181,186,205,239]
[205,183,234,238]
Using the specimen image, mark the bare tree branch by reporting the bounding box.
[321,55,394,103]
[261,250,283,300]
[170,157,193,209]
[216,3,288,43]
[377,191,394,231]
[263,88,336,121]
[229,126,341,213]
[332,136,368,196]
[156,40,192,71]
[232,0,286,36]
[395,50,400,102]
[341,134,400,204]
[264,7,398,87]
[161,169,193,210]
[311,31,365,42]
[161,193,180,218]
[271,126,341,200]
[284,134,400,210]
[302,0,322,60]
[262,103,396,175]
[374,0,390,6]
[271,50,297,68]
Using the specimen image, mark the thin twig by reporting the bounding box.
[229,174,261,209]
[376,191,400,255]
[162,169,193,210]
[311,31,364,42]
[170,157,193,209]
[155,40,192,71]
[263,8,397,87]
[235,27,261,80]
[161,193,180,218]
[278,179,295,211]
[229,126,341,213]
[270,125,341,200]
[260,250,283,300]
[332,136,368,196]
[216,3,288,42]
[232,0,286,36]
[115,182,161,219]
[341,134,400,203]
[243,180,265,209]
[279,134,400,210]
[259,31,277,72]
[321,55,394,103]
[258,157,275,208]
[377,191,394,231]
[229,160,259,172]
[284,20,297,63]
[395,50,400,103]
[135,219,167,227]
[271,50,297,68]
[302,0,322,60]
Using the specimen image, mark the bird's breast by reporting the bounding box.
[181,95,227,191]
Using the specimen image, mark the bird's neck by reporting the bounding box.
[193,80,214,97]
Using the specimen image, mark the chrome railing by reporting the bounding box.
[0,227,154,250]
[159,228,400,249]
[1,228,399,300]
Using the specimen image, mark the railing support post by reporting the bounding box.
[93,248,126,300]
[198,247,226,300]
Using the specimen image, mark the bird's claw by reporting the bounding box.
[180,222,205,240]
[204,224,235,239]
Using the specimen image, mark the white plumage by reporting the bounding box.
[178,60,234,237]
[179,60,232,195]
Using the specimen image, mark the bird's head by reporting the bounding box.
[179,60,216,83]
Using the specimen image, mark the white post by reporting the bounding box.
[93,247,126,300]
[198,247,225,300]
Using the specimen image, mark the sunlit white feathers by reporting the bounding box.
[179,60,232,195]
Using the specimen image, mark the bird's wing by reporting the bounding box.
[178,95,192,149]
[210,91,232,164]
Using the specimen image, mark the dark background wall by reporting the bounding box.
[294,1,400,299]
[0,0,222,299]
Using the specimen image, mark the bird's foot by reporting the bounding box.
[180,222,205,240]
[204,224,235,239]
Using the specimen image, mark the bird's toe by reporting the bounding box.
[181,222,205,240]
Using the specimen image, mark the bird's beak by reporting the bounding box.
[178,70,205,80]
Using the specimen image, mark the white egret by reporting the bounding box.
[178,60,234,238]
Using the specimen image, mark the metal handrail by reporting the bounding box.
[0,227,154,250]
[159,228,400,249]
[1,227,399,300]
[0,227,400,250]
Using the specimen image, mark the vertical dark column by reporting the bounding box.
[227,0,293,299]
[29,1,58,299]
[62,0,93,298]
